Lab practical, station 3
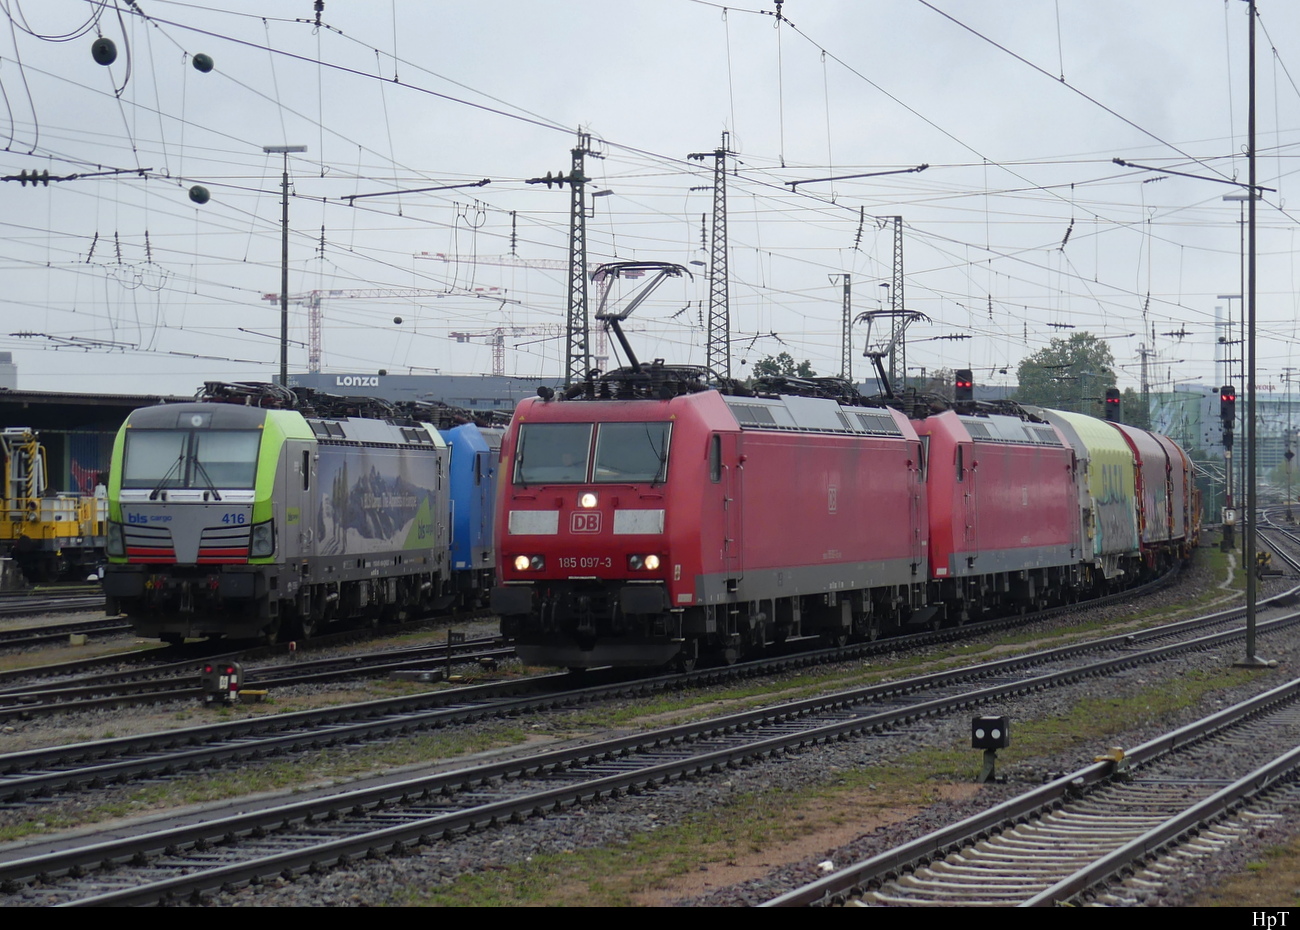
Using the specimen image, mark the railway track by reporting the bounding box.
[762,676,1300,907]
[0,565,1253,800]
[2,581,1298,905]
[0,634,513,721]
[0,617,130,650]
[0,591,106,621]
[0,565,1182,720]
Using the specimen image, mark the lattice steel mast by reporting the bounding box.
[887,216,905,387]
[837,274,852,380]
[690,133,732,378]
[527,131,600,388]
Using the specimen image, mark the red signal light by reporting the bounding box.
[954,369,974,402]
[1220,385,1236,430]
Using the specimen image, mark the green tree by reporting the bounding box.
[1014,332,1117,415]
[921,366,955,401]
[1119,387,1151,430]
[752,352,816,378]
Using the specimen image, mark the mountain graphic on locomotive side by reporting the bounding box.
[103,382,501,643]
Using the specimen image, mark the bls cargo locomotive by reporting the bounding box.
[104,382,496,643]
[492,365,1198,671]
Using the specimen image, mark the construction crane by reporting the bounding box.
[262,286,505,373]
[417,252,626,373]
[449,325,562,377]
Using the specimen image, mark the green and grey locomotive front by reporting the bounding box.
[104,402,452,642]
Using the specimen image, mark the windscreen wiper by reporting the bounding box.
[149,453,185,500]
[191,458,223,501]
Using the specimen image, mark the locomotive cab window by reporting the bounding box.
[514,423,593,484]
[592,422,671,483]
[514,422,670,484]
[121,429,262,490]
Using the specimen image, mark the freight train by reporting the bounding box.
[491,365,1199,670]
[103,382,499,643]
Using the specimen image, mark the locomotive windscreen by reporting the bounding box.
[515,421,670,484]
[592,422,670,483]
[121,430,262,490]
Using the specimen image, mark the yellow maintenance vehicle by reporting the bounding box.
[0,428,105,583]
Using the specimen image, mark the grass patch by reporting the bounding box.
[401,779,928,908]
[0,639,162,673]
[1192,839,1300,907]
[397,653,1271,907]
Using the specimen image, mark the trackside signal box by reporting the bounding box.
[201,661,243,705]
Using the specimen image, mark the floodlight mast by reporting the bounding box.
[262,144,307,386]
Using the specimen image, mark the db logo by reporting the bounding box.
[571,512,602,534]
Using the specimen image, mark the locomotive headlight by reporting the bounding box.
[514,554,544,571]
[106,522,125,557]
[644,554,661,571]
[627,554,661,571]
[579,492,598,509]
[250,521,275,558]
[628,554,643,570]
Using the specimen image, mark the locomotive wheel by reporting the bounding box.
[295,614,317,640]
[674,639,699,673]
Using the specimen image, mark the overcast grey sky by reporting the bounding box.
[0,1,1296,396]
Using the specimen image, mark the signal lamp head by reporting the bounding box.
[954,369,974,402]
[1104,388,1121,421]
[1220,385,1237,429]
